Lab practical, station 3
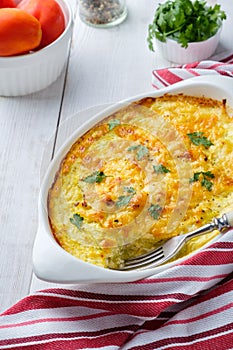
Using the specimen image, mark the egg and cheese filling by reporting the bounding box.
[48,94,233,269]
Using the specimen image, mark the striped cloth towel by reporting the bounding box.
[152,52,233,89]
[0,232,232,349]
[1,55,233,349]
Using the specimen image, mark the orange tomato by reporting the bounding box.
[0,0,16,7]
[0,8,42,56]
[17,0,65,49]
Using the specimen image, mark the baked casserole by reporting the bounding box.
[48,94,233,269]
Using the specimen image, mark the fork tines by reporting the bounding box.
[122,246,165,270]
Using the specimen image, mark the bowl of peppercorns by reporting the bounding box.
[78,0,127,28]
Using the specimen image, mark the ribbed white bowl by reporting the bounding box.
[155,28,221,64]
[0,0,72,96]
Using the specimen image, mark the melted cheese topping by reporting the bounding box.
[48,94,233,269]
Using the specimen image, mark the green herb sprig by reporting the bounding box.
[70,213,84,229]
[115,195,133,208]
[108,119,120,131]
[187,132,213,148]
[115,187,136,208]
[127,145,149,161]
[82,171,107,184]
[153,164,170,174]
[148,0,226,50]
[148,204,163,220]
[190,171,215,191]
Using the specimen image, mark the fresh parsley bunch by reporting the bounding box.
[148,0,226,51]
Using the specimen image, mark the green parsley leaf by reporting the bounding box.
[127,145,138,151]
[148,204,163,220]
[201,178,213,191]
[127,145,149,160]
[70,213,84,229]
[189,172,200,183]
[202,171,215,179]
[147,0,226,51]
[153,164,170,174]
[115,187,136,207]
[187,132,213,148]
[190,171,215,191]
[115,195,133,208]
[124,186,136,194]
[108,119,120,131]
[82,171,107,183]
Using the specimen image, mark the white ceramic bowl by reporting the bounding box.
[155,28,221,64]
[33,75,233,284]
[0,0,73,97]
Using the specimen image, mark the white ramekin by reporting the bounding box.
[0,0,73,97]
[155,28,222,64]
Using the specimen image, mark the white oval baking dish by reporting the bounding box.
[33,75,233,283]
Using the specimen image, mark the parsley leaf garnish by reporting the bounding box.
[108,119,120,131]
[70,213,84,229]
[190,171,215,191]
[115,186,136,208]
[187,132,213,148]
[124,186,136,194]
[115,195,133,208]
[147,0,226,50]
[82,171,107,183]
[127,145,149,160]
[201,177,214,191]
[153,164,170,174]
[148,204,163,220]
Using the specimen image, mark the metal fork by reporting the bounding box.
[120,211,233,271]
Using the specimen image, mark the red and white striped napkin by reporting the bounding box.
[1,54,233,349]
[152,53,233,89]
[0,231,232,349]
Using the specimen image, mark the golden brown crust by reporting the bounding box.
[48,94,233,269]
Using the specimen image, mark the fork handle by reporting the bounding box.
[186,210,233,241]
[212,210,233,231]
[224,211,233,227]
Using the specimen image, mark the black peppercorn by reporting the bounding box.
[79,0,127,26]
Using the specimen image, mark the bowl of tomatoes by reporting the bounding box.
[0,0,73,96]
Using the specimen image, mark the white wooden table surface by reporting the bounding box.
[0,0,232,313]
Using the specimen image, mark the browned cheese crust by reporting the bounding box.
[48,94,233,268]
